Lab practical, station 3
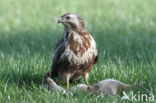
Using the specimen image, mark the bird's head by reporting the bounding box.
[58,13,85,31]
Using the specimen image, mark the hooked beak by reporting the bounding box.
[58,17,63,23]
[58,19,62,23]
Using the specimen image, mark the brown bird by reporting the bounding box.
[51,13,98,88]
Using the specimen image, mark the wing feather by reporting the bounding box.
[55,37,64,49]
[51,38,65,77]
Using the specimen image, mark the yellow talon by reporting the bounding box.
[66,73,71,89]
[86,80,89,85]
[84,73,89,85]
[67,81,69,89]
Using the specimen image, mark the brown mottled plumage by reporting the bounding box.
[51,13,98,88]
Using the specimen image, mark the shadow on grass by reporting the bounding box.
[0,27,156,87]
[0,66,44,87]
[0,27,155,60]
[0,30,60,56]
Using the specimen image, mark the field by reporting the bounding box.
[0,0,156,102]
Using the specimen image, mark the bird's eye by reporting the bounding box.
[66,16,70,20]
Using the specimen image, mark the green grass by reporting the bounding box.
[0,0,156,102]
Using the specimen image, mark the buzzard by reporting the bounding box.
[51,13,98,88]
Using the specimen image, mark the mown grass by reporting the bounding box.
[0,0,156,102]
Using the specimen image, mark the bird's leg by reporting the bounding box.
[66,73,71,89]
[84,72,89,85]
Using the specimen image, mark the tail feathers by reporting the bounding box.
[51,70,58,78]
[43,71,57,91]
[51,65,58,78]
[43,71,51,84]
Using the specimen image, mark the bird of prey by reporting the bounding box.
[51,13,98,88]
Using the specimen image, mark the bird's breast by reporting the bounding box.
[60,34,97,65]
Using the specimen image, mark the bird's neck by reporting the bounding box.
[64,27,88,40]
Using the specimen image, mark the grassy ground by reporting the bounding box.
[0,0,156,102]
